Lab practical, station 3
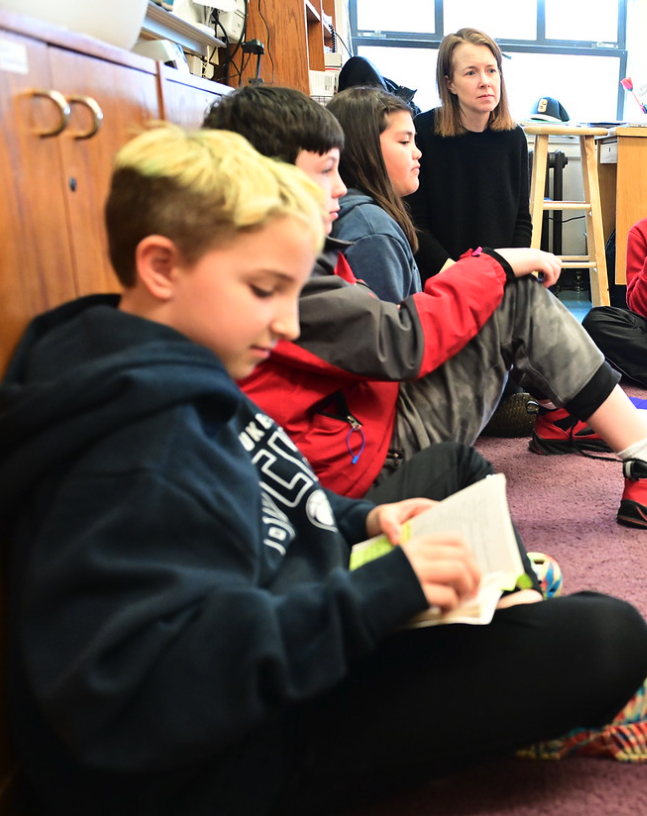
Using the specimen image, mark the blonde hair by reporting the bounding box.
[105,124,326,287]
[435,27,516,137]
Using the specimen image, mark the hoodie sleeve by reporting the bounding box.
[334,198,422,302]
[343,232,421,303]
[324,488,376,541]
[18,467,427,774]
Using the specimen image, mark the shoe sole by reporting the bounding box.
[529,436,612,456]
[617,500,647,528]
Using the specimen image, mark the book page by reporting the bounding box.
[405,473,523,581]
[350,474,528,626]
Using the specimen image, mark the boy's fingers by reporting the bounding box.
[421,560,479,601]
[367,499,436,543]
[401,535,482,605]
[422,584,461,612]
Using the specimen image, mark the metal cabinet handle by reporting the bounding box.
[66,95,104,139]
[23,88,71,137]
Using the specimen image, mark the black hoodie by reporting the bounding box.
[0,295,428,816]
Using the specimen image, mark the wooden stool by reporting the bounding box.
[524,123,610,307]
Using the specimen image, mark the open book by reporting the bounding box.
[350,473,532,626]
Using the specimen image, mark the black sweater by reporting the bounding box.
[0,295,428,816]
[406,108,532,282]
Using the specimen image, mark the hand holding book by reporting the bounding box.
[364,496,438,544]
[399,532,482,615]
[352,474,533,626]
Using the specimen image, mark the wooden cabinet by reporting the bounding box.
[242,0,337,94]
[0,12,160,371]
[0,28,78,369]
[305,0,337,72]
[598,127,647,284]
[47,46,161,297]
[157,63,230,127]
[0,9,229,373]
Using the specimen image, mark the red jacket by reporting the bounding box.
[240,244,508,497]
[626,217,647,317]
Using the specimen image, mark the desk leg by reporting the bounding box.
[529,134,549,250]
[581,135,609,307]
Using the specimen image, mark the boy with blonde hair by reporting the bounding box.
[2,124,647,816]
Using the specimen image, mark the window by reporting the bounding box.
[349,0,628,122]
[357,0,436,35]
[444,0,536,40]
[544,0,618,42]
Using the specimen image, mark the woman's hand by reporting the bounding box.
[365,498,436,545]
[401,532,481,612]
[495,247,562,288]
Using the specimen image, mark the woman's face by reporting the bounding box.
[379,110,422,198]
[446,42,501,125]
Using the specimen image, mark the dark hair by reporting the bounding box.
[202,84,344,164]
[105,126,325,287]
[326,86,418,253]
[436,27,515,136]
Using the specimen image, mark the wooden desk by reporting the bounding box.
[598,127,647,284]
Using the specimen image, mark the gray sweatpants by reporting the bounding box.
[392,276,619,458]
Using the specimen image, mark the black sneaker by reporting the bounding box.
[481,393,540,438]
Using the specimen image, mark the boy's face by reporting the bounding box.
[169,217,316,380]
[295,148,346,235]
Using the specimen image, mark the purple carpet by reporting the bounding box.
[343,382,647,816]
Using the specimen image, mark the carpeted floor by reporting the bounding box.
[342,755,647,815]
[340,380,647,816]
[475,382,647,617]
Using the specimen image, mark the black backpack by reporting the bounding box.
[337,56,421,117]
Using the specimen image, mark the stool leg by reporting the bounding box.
[580,135,610,307]
[529,134,549,250]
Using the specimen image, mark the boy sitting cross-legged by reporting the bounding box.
[2,124,647,816]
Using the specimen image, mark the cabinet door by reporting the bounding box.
[48,47,160,297]
[0,29,77,374]
[158,65,230,128]
[244,0,310,92]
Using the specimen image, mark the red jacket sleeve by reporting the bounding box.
[264,250,508,382]
[626,218,647,317]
